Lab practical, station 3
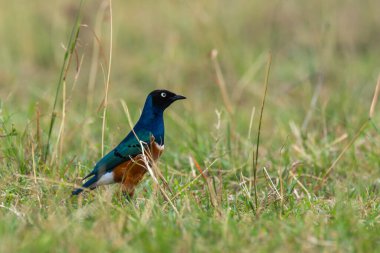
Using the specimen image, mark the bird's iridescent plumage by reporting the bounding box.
[72,89,185,196]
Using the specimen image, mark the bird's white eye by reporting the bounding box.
[161,92,166,98]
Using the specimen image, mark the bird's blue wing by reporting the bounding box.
[72,130,153,195]
[86,129,152,178]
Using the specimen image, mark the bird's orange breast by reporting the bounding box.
[112,141,164,197]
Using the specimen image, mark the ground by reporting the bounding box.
[1,0,380,252]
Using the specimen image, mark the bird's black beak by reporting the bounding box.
[172,94,186,101]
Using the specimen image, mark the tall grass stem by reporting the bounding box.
[43,0,84,162]
[253,53,272,211]
[101,0,113,156]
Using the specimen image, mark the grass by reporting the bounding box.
[1,0,380,252]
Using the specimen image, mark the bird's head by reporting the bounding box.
[148,89,186,111]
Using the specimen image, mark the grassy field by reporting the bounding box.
[1,0,380,252]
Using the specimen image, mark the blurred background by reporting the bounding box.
[1,0,380,184]
[1,0,380,140]
[1,0,380,251]
[1,0,380,142]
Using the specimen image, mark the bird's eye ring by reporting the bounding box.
[161,92,166,98]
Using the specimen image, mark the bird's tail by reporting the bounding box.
[72,176,98,195]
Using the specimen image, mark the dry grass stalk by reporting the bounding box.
[369,75,380,118]
[139,141,179,215]
[86,1,109,112]
[0,204,24,220]
[121,100,178,215]
[263,167,282,201]
[16,173,78,188]
[289,170,311,200]
[31,139,42,208]
[52,54,84,164]
[315,74,380,192]
[101,0,113,156]
[35,103,41,153]
[302,73,323,132]
[167,160,216,205]
[314,120,368,192]
[192,156,219,208]
[247,106,256,140]
[211,49,234,116]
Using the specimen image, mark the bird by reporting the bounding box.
[72,89,186,197]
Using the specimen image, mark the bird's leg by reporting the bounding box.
[120,176,136,200]
[121,186,134,201]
